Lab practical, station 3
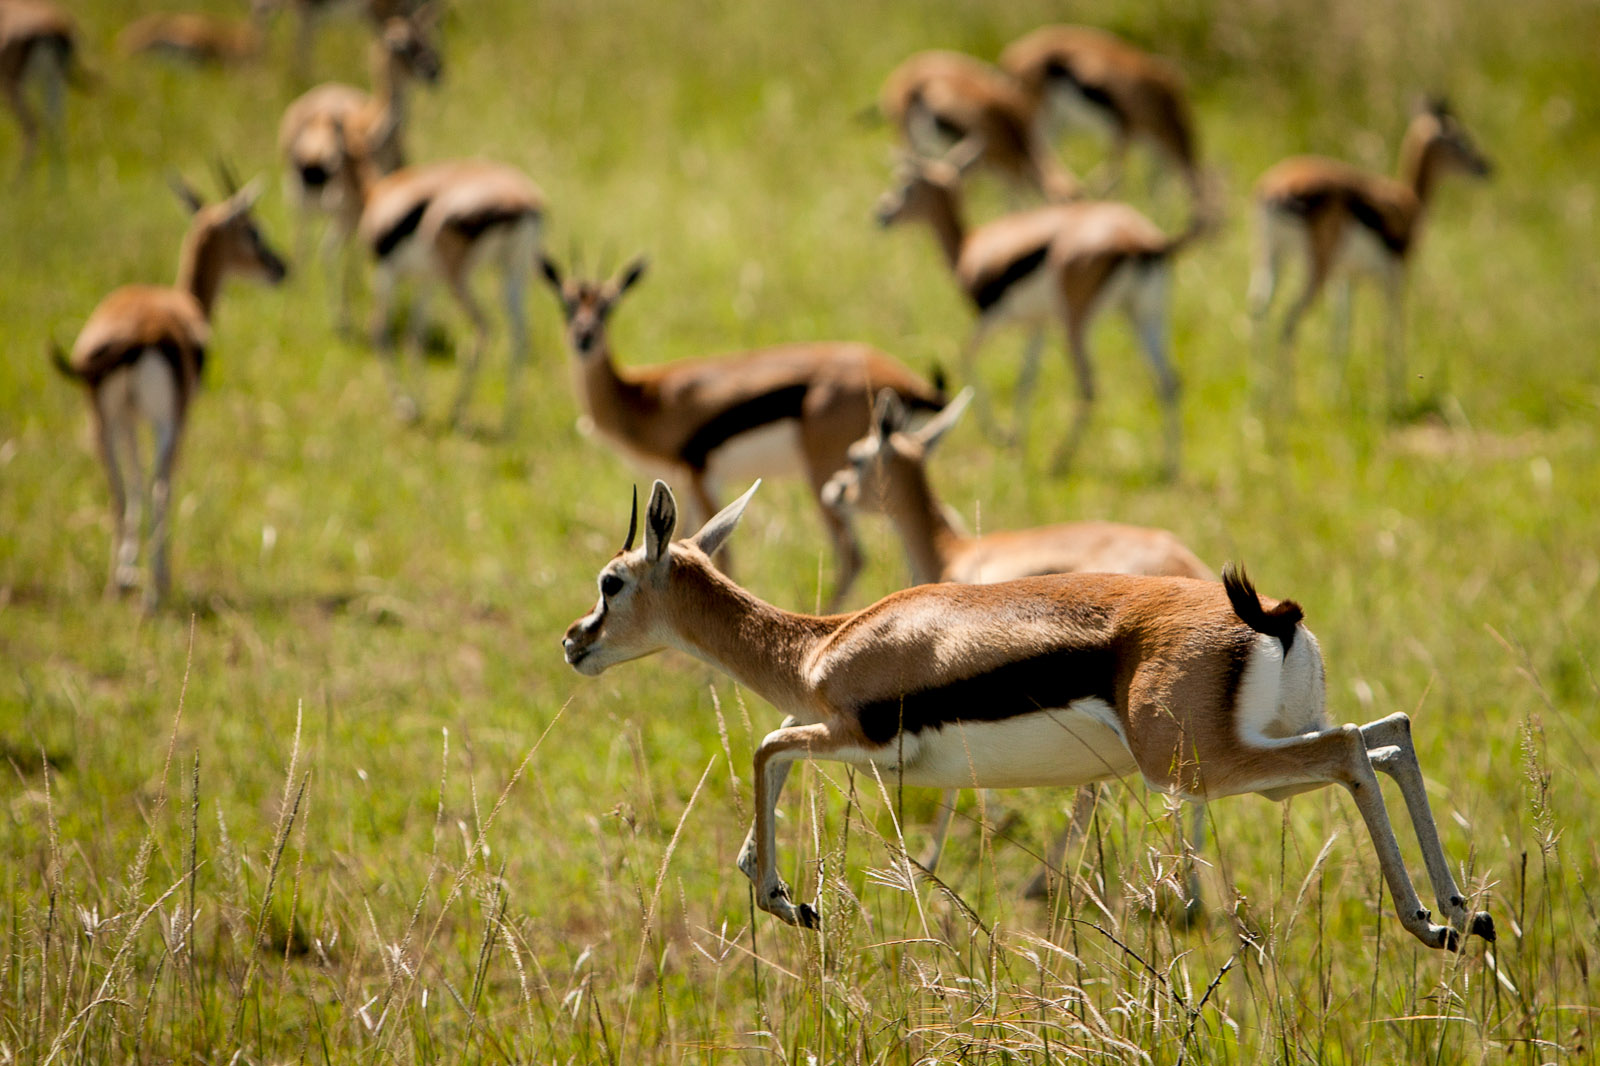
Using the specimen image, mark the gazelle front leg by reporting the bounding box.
[91,405,134,597]
[746,720,833,928]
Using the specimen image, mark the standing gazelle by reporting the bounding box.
[278,6,441,329]
[353,155,545,430]
[565,479,1495,953]
[1248,100,1491,411]
[50,175,288,611]
[999,26,1203,213]
[879,50,1078,203]
[539,256,946,609]
[877,142,1197,476]
[823,387,1214,909]
[0,0,83,176]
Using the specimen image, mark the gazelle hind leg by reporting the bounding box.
[1128,265,1181,477]
[917,790,960,871]
[1049,311,1095,475]
[1225,723,1466,950]
[91,402,132,596]
[446,272,492,430]
[1361,712,1494,941]
[500,253,531,436]
[134,355,182,611]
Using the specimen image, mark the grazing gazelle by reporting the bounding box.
[565,479,1496,953]
[877,142,1196,476]
[50,174,288,611]
[822,387,1213,910]
[278,6,441,328]
[539,256,946,609]
[0,0,84,175]
[118,10,265,65]
[879,49,1078,203]
[1248,100,1492,410]
[999,26,1203,211]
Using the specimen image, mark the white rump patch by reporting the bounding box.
[1234,632,1329,747]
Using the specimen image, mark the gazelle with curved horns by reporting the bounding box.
[50,171,288,611]
[879,50,1079,203]
[999,26,1205,215]
[1248,99,1491,411]
[278,4,441,329]
[877,140,1199,476]
[565,480,1494,951]
[539,256,946,609]
[823,387,1214,907]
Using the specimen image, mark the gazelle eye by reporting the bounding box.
[600,574,624,598]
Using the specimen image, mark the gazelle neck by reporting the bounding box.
[881,463,966,584]
[1398,123,1442,208]
[572,338,648,429]
[175,223,225,318]
[920,184,967,271]
[370,42,408,147]
[663,554,837,710]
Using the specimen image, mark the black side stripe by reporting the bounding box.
[855,643,1119,746]
[447,206,536,241]
[972,245,1049,313]
[374,200,429,260]
[1345,196,1409,254]
[680,384,810,471]
[1042,60,1125,127]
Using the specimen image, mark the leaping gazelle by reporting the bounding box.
[822,387,1214,909]
[51,173,288,610]
[1248,99,1491,412]
[877,142,1197,476]
[565,479,1495,952]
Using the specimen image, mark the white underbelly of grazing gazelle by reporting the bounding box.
[704,418,808,489]
[836,699,1139,790]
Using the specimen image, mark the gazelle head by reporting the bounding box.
[540,255,648,359]
[874,140,984,227]
[822,388,972,514]
[171,171,290,285]
[1411,98,1493,182]
[381,8,443,86]
[563,480,760,676]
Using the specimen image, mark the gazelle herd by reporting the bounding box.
[33,3,1499,953]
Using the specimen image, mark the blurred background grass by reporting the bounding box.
[2,0,1598,1061]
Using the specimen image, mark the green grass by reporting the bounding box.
[3,0,1599,1061]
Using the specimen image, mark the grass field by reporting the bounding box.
[3,0,1599,1061]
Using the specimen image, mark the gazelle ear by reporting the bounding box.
[615,256,648,296]
[915,387,973,451]
[645,479,677,565]
[225,175,265,218]
[872,388,907,439]
[689,480,760,559]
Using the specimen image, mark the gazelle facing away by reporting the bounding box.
[1249,99,1491,411]
[1,0,84,176]
[50,174,288,611]
[879,50,1078,203]
[540,256,946,609]
[878,143,1196,476]
[278,6,441,329]
[999,26,1203,213]
[823,387,1214,909]
[565,480,1495,953]
[353,155,545,431]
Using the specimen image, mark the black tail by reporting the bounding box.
[48,340,81,382]
[1222,562,1302,652]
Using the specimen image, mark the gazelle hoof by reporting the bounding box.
[1441,926,1461,953]
[1469,911,1496,943]
[797,902,820,930]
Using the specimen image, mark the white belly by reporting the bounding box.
[1336,223,1398,280]
[989,263,1059,326]
[704,418,806,489]
[837,700,1138,790]
[1043,84,1119,138]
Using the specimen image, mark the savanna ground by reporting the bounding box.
[2,0,1598,1061]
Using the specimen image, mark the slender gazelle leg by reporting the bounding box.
[1128,264,1181,478]
[1050,310,1096,475]
[746,720,835,928]
[92,401,132,597]
[1010,327,1046,452]
[446,273,492,430]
